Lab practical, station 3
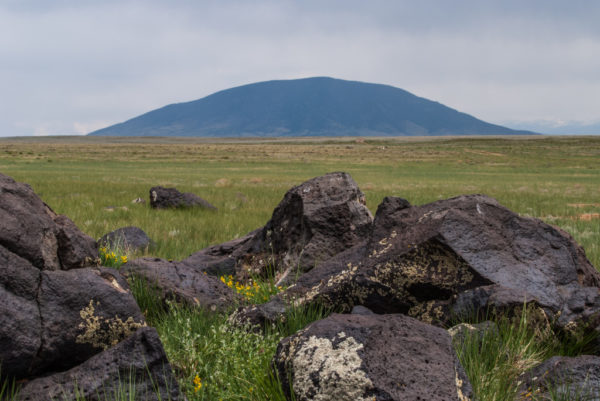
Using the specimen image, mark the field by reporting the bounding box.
[1,135,600,400]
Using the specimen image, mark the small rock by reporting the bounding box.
[121,257,241,312]
[98,226,154,253]
[149,186,217,210]
[518,355,600,400]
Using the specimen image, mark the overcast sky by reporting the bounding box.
[1,0,599,136]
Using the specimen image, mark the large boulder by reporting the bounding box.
[1,254,146,379]
[0,173,147,383]
[518,355,600,400]
[149,186,216,210]
[235,195,600,336]
[18,327,184,401]
[0,173,98,270]
[183,172,373,280]
[98,226,154,253]
[274,313,472,401]
[121,257,241,312]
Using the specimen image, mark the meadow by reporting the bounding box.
[1,135,599,400]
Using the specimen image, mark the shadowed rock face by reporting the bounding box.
[236,195,600,336]
[0,173,98,270]
[183,172,373,280]
[274,313,472,401]
[149,186,216,210]
[0,173,148,384]
[17,327,184,401]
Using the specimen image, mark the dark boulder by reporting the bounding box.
[149,186,216,210]
[121,257,241,312]
[0,173,146,383]
[0,173,97,270]
[235,194,600,336]
[18,327,184,401]
[1,260,146,380]
[183,172,373,280]
[98,226,154,253]
[519,355,600,400]
[274,313,472,401]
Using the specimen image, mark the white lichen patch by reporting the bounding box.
[291,333,374,401]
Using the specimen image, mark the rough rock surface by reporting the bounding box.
[236,195,600,336]
[183,172,373,280]
[274,313,472,401]
[121,257,241,311]
[0,173,146,383]
[1,260,146,379]
[99,226,154,253]
[0,173,98,270]
[519,355,600,400]
[18,327,184,401]
[149,186,216,210]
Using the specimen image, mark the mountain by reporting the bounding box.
[88,77,536,137]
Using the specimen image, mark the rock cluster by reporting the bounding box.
[236,194,600,338]
[0,173,183,400]
[5,169,600,401]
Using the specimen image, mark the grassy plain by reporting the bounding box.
[1,135,598,266]
[1,135,600,400]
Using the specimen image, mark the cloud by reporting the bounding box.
[1,0,599,136]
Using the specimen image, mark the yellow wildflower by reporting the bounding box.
[120,255,128,264]
[193,374,202,392]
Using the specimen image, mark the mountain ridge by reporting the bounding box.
[88,77,537,137]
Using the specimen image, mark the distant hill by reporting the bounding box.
[88,77,536,137]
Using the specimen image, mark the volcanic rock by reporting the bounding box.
[149,186,216,210]
[99,226,154,253]
[274,313,472,401]
[519,355,600,400]
[0,173,146,383]
[183,172,373,280]
[235,194,600,336]
[0,173,98,270]
[18,327,184,401]
[121,257,241,311]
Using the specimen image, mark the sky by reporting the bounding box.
[1,0,599,136]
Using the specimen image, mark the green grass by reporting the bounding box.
[1,136,599,400]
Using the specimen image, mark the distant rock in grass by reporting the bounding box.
[18,327,184,401]
[98,226,154,253]
[149,186,217,210]
[273,313,472,401]
[235,194,600,341]
[183,172,373,281]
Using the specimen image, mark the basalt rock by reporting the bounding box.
[99,226,155,253]
[0,173,98,270]
[235,195,600,337]
[1,257,146,380]
[18,327,184,401]
[121,257,241,312]
[183,172,373,280]
[518,355,600,400]
[274,313,472,401]
[0,173,146,383]
[149,186,217,210]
